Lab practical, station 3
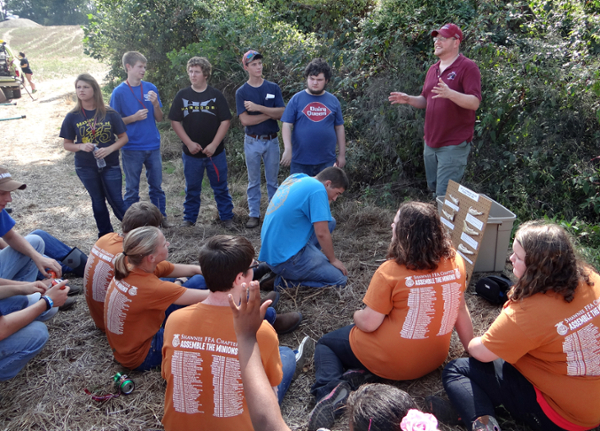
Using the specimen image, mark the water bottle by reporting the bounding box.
[93,145,106,168]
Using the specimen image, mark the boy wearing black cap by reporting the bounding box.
[235,50,285,229]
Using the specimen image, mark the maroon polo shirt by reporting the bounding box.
[421,54,481,148]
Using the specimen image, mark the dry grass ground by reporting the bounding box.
[0,23,556,431]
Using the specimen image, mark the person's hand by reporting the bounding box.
[389,92,410,104]
[228,281,269,341]
[37,257,62,278]
[147,90,159,105]
[334,154,346,169]
[94,146,111,159]
[79,143,96,152]
[331,258,348,276]
[431,78,453,99]
[202,142,218,157]
[244,100,259,112]
[132,109,149,122]
[186,141,203,155]
[280,149,292,166]
[19,281,47,296]
[45,279,70,307]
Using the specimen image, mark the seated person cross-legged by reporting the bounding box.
[104,226,210,371]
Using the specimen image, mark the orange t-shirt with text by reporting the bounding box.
[482,271,600,429]
[161,303,282,431]
[83,233,123,332]
[350,254,466,380]
[104,261,186,369]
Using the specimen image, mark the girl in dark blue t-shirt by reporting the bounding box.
[60,73,129,238]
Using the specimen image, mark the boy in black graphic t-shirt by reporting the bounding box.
[169,57,234,228]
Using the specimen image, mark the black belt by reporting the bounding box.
[247,133,278,140]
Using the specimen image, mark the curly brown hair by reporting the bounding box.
[509,221,593,303]
[387,201,455,271]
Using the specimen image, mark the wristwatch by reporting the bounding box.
[41,295,53,310]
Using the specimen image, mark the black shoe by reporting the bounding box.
[67,284,82,296]
[425,395,461,426]
[308,381,351,431]
[59,297,76,311]
[253,262,271,281]
[260,272,277,291]
[341,368,376,391]
[179,220,195,227]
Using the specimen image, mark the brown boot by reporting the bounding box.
[272,312,302,334]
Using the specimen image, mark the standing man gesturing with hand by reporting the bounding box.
[389,24,481,198]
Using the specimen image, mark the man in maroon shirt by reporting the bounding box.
[389,23,481,197]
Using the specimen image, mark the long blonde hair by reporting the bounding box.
[113,226,162,280]
[70,73,107,121]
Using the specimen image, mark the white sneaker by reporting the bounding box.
[294,336,315,379]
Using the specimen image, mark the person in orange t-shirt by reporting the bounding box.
[104,226,209,370]
[85,201,205,332]
[308,201,473,431]
[162,235,297,431]
[442,221,600,431]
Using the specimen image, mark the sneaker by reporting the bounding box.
[261,291,280,309]
[179,220,195,227]
[160,217,171,228]
[67,284,83,296]
[294,336,315,379]
[272,312,302,334]
[425,395,461,426]
[308,381,352,431]
[472,415,501,431]
[59,297,76,311]
[222,219,234,230]
[32,89,37,94]
[341,368,376,391]
[246,217,260,228]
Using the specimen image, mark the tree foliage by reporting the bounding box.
[6,0,93,25]
[85,0,600,234]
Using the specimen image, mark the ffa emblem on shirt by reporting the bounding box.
[447,72,457,81]
[555,321,568,336]
[129,286,138,296]
[454,268,461,279]
[172,334,180,348]
[302,102,332,122]
[405,276,415,287]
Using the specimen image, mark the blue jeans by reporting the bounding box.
[0,296,49,381]
[136,327,164,371]
[244,135,280,218]
[121,149,167,217]
[290,160,335,177]
[76,165,126,237]
[0,234,43,282]
[277,346,296,405]
[0,234,57,320]
[311,324,367,401]
[30,229,87,279]
[423,141,471,197]
[443,358,564,431]
[269,218,347,288]
[182,151,234,223]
